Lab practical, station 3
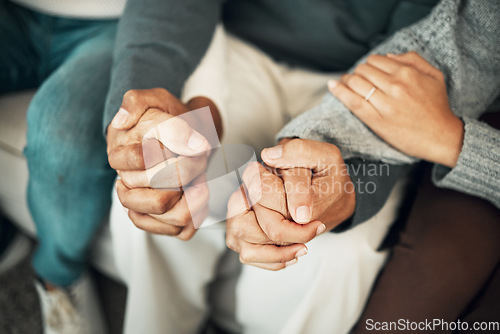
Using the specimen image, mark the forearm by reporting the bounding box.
[277,0,500,165]
[432,117,500,208]
[103,0,223,134]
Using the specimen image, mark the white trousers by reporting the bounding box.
[110,29,407,334]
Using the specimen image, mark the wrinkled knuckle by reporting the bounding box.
[390,83,405,98]
[179,210,193,226]
[398,66,416,81]
[226,236,238,251]
[267,229,283,243]
[239,253,251,263]
[155,193,176,214]
[153,87,170,97]
[123,89,142,104]
[130,146,144,169]
[107,153,117,170]
[234,226,246,240]
[119,175,133,189]
[115,183,127,200]
[129,214,144,230]
[287,138,306,153]
[169,227,183,236]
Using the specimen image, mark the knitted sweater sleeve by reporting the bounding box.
[277,0,500,207]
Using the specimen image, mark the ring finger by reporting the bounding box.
[341,74,388,111]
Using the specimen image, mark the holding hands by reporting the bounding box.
[328,52,464,168]
[107,88,216,240]
[226,139,356,270]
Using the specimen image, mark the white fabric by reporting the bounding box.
[110,29,407,334]
[9,0,125,18]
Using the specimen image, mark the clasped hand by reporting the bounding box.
[107,88,212,240]
[226,139,356,271]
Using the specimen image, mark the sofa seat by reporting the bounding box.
[0,90,120,281]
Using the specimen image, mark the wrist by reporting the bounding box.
[186,96,223,140]
[436,116,464,168]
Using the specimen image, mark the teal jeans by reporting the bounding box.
[1,1,118,286]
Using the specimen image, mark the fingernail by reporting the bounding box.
[188,132,206,151]
[264,145,282,160]
[112,108,129,128]
[285,258,298,267]
[327,80,337,90]
[295,206,311,223]
[295,247,308,258]
[316,223,326,236]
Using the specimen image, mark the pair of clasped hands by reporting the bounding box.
[107,53,463,271]
[106,89,355,270]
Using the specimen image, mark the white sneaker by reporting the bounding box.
[34,274,107,334]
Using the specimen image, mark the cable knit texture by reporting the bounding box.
[277,0,500,207]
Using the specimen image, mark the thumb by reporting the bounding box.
[261,139,337,171]
[110,88,184,130]
[110,107,135,130]
[110,89,152,130]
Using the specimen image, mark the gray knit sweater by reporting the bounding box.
[278,0,500,208]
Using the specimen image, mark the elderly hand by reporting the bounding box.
[226,161,324,270]
[328,52,464,168]
[226,139,356,270]
[107,88,219,240]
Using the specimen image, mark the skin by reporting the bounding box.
[226,138,356,270]
[106,88,221,240]
[328,52,464,168]
[107,89,357,272]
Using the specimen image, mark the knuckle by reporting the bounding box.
[267,228,283,243]
[123,89,141,104]
[397,66,415,81]
[152,87,170,97]
[389,83,406,98]
[233,224,245,240]
[239,253,250,263]
[129,146,144,169]
[155,192,177,214]
[287,138,306,153]
[226,237,237,251]
[119,174,134,189]
[179,210,193,226]
[107,152,117,170]
[129,212,145,230]
[168,226,183,236]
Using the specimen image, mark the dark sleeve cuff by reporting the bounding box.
[332,158,409,232]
